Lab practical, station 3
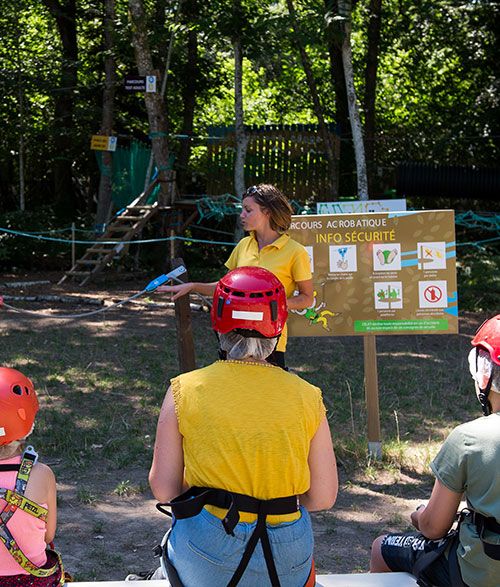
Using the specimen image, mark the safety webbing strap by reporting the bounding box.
[448,536,467,587]
[469,509,500,560]
[158,486,300,586]
[158,486,299,534]
[0,488,48,521]
[412,533,455,587]
[0,447,59,578]
[15,448,36,494]
[0,464,20,472]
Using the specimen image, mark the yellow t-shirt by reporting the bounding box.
[171,360,325,523]
[225,233,312,352]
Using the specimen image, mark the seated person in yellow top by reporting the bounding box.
[157,184,313,369]
[146,267,338,587]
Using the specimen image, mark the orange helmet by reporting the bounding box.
[211,267,288,338]
[0,367,39,446]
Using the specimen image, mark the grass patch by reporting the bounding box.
[0,299,492,579]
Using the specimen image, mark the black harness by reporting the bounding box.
[157,486,300,587]
[466,506,500,561]
[412,508,500,587]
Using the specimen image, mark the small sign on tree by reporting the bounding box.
[90,135,117,151]
[124,75,157,93]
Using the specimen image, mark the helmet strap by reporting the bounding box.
[476,348,494,416]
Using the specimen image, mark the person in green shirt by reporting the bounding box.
[370,314,500,587]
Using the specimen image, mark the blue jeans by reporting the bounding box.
[167,506,313,587]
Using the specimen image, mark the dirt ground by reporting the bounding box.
[0,271,483,581]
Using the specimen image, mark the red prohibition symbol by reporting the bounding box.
[424,285,443,303]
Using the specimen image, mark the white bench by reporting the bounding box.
[69,573,418,586]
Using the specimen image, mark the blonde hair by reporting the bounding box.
[219,331,278,361]
[243,184,293,233]
[0,439,25,460]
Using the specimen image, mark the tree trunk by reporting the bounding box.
[339,0,368,199]
[233,36,247,241]
[143,0,183,191]
[233,37,247,202]
[286,0,338,198]
[95,0,117,232]
[42,0,78,215]
[363,0,382,196]
[128,0,171,202]
[177,0,199,192]
[324,0,356,198]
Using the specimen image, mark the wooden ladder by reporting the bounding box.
[59,180,168,286]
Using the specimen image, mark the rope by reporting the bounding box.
[0,227,235,247]
[1,211,498,249]
[1,291,146,320]
[0,267,212,320]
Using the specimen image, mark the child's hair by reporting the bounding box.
[243,184,293,233]
[0,439,25,460]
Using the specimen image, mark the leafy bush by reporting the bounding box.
[457,246,500,312]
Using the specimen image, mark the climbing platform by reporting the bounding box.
[59,180,170,286]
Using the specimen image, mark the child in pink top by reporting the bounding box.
[0,367,63,586]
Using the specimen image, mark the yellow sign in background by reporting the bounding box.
[287,210,458,337]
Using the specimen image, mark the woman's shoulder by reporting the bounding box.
[236,235,255,248]
[30,461,56,484]
[283,234,308,253]
[171,362,221,386]
[25,461,56,503]
[273,368,321,393]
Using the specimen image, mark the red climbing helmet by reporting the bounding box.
[211,267,288,338]
[471,315,500,366]
[0,367,39,446]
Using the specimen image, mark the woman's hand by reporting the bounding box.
[411,504,425,530]
[156,282,193,300]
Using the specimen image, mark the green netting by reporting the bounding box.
[95,141,174,208]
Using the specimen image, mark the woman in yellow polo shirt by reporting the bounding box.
[158,184,313,368]
[148,267,338,587]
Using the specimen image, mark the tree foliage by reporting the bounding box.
[0,0,497,215]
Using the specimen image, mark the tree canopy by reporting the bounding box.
[0,0,497,215]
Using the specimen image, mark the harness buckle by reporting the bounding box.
[23,445,39,465]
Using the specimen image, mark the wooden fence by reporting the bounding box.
[205,124,340,200]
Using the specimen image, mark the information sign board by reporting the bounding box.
[124,75,156,92]
[287,210,458,337]
[124,75,146,91]
[145,75,157,93]
[316,199,407,214]
[90,135,117,152]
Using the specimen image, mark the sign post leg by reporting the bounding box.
[364,334,382,459]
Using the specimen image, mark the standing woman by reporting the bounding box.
[158,184,313,368]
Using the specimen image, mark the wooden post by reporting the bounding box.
[169,257,196,373]
[364,334,381,458]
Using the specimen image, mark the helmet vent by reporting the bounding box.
[249,292,264,298]
[217,297,225,318]
[232,290,245,297]
[24,387,30,395]
[12,385,22,396]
